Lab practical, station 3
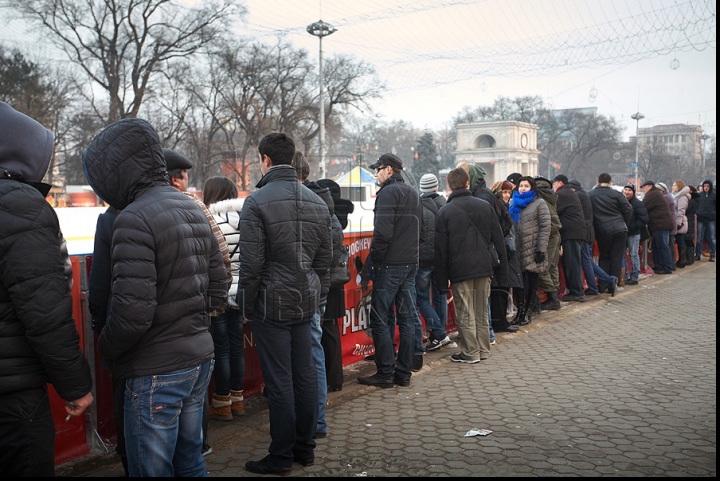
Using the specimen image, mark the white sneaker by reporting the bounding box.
[202,446,213,457]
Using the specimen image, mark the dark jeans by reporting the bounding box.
[651,230,672,272]
[250,316,317,469]
[596,231,627,284]
[369,264,418,382]
[696,219,716,256]
[210,308,245,395]
[415,265,448,340]
[561,239,584,296]
[0,386,55,477]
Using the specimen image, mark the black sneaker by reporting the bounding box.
[426,335,451,351]
[411,354,423,372]
[625,279,638,285]
[246,456,292,476]
[608,277,618,297]
[357,373,394,388]
[450,353,480,364]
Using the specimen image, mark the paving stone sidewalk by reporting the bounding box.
[58,262,716,477]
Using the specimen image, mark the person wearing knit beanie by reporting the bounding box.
[507,172,522,186]
[419,173,439,193]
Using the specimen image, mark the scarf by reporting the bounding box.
[509,189,537,223]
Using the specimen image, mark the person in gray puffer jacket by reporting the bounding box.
[83,117,227,477]
[0,102,94,477]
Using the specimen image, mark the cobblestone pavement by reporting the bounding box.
[58,262,716,477]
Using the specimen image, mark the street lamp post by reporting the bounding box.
[700,133,710,176]
[631,112,644,188]
[307,20,337,179]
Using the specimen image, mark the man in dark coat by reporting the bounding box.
[435,167,508,364]
[237,133,332,475]
[567,179,598,295]
[553,174,587,302]
[0,102,94,477]
[416,174,451,351]
[358,153,422,389]
[588,173,632,289]
[695,179,716,262]
[83,118,228,477]
[641,181,675,274]
[623,184,649,285]
[535,176,562,310]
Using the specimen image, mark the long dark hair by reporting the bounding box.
[203,176,238,207]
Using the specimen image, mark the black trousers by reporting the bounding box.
[490,288,512,330]
[321,318,344,390]
[596,232,627,285]
[0,386,55,477]
[561,239,585,296]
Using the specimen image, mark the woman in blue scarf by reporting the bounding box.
[509,177,551,326]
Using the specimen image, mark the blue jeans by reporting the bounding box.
[210,308,245,395]
[369,264,418,382]
[581,242,598,294]
[414,266,447,340]
[626,234,641,281]
[592,262,615,287]
[652,230,672,272]
[311,306,328,434]
[125,360,214,477]
[696,220,716,256]
[488,299,495,343]
[251,316,317,469]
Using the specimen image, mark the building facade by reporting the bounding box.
[631,123,704,163]
[454,120,539,185]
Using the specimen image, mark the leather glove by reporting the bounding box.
[534,251,546,264]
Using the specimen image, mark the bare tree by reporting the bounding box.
[5,0,244,124]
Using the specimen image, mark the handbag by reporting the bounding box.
[329,245,351,288]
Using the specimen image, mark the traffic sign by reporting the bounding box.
[631,162,638,168]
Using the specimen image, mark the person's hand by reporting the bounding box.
[534,251,546,264]
[65,392,94,420]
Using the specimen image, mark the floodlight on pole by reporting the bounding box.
[307,20,337,179]
[700,133,710,175]
[631,112,645,188]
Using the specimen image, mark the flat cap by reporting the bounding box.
[163,148,193,171]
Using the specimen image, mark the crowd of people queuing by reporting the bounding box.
[1,100,716,476]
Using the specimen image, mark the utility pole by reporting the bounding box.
[631,112,645,188]
[307,20,337,179]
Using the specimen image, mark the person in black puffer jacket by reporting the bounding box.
[416,174,451,350]
[238,134,332,476]
[83,117,227,477]
[588,173,632,288]
[0,102,93,477]
[695,179,716,261]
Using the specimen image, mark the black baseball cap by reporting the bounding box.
[368,153,403,171]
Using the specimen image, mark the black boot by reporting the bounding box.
[541,291,561,310]
[686,245,695,265]
[510,304,524,325]
[676,245,687,268]
[519,292,537,326]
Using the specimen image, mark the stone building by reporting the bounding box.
[631,123,704,163]
[454,120,539,185]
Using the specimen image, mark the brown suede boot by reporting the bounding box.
[209,394,233,421]
[230,390,245,417]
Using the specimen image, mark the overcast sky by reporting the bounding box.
[1,0,715,140]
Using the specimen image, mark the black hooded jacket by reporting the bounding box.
[83,118,227,379]
[0,102,92,398]
[697,180,716,221]
[236,165,332,321]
